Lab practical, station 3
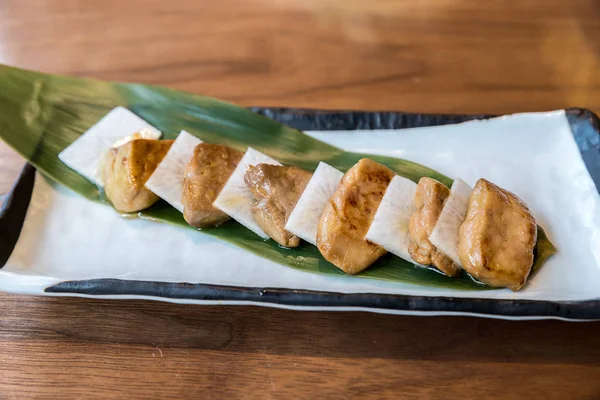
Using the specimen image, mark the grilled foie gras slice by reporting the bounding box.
[317,158,394,274]
[408,177,461,277]
[103,139,173,213]
[458,179,537,291]
[182,143,243,228]
[244,164,312,247]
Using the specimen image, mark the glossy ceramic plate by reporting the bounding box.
[1,108,599,320]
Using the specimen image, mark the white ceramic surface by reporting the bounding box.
[2,110,600,312]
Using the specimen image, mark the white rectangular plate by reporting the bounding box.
[1,109,599,320]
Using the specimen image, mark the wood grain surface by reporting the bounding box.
[1,0,599,398]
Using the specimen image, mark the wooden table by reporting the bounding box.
[1,1,599,398]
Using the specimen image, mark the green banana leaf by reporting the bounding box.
[0,65,556,290]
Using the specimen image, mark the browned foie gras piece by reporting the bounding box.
[408,177,461,277]
[103,138,173,213]
[182,143,243,228]
[244,164,312,247]
[458,179,537,291]
[316,158,394,274]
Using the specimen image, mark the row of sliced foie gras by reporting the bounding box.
[58,111,537,292]
[102,131,537,292]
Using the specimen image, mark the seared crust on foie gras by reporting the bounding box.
[317,158,394,274]
[458,179,537,291]
[182,143,243,228]
[408,177,461,277]
[244,164,312,247]
[103,138,173,213]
